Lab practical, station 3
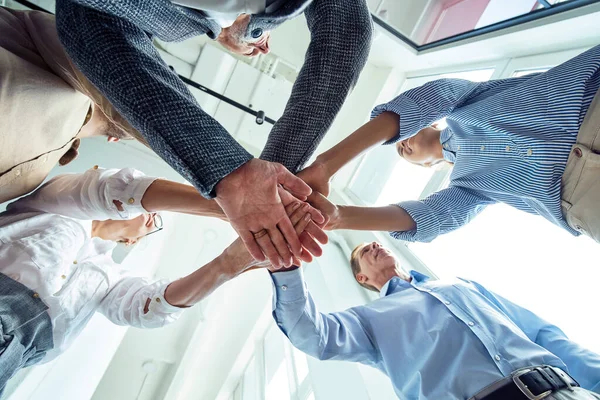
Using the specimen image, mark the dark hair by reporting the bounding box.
[350,244,379,292]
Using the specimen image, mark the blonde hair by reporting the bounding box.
[350,244,379,292]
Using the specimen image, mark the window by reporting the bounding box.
[370,0,593,50]
[233,323,314,400]
[511,68,550,77]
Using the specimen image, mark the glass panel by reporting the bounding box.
[265,364,291,400]
[306,393,315,400]
[408,204,600,354]
[292,346,310,384]
[371,0,579,46]
[242,357,259,400]
[512,68,551,77]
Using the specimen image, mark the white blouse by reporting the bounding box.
[0,167,183,362]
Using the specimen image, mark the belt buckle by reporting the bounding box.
[512,367,552,400]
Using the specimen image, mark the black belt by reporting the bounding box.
[474,366,579,400]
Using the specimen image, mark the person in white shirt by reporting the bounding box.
[0,167,320,394]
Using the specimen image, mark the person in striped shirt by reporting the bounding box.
[298,44,600,244]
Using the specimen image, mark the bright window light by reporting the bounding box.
[265,364,291,400]
[408,204,600,354]
[512,68,550,77]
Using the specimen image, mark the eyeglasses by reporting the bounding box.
[143,214,164,238]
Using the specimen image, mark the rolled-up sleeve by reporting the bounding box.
[7,167,157,221]
[99,277,182,329]
[371,78,480,144]
[271,268,377,363]
[391,186,496,242]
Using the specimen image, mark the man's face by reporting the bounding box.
[216,14,271,57]
[356,242,398,286]
[396,126,442,167]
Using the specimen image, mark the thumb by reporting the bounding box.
[276,165,312,199]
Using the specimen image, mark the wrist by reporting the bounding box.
[314,154,337,179]
[330,205,346,230]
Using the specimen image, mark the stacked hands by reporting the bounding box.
[214,158,338,270]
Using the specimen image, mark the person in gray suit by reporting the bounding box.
[55,0,373,269]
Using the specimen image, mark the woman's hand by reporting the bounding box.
[307,192,341,230]
[297,161,332,197]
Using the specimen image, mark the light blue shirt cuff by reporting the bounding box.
[392,201,441,243]
[270,268,306,310]
[371,96,422,145]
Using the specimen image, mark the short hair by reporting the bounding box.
[350,244,379,292]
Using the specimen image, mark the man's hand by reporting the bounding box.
[307,192,341,231]
[215,159,325,268]
[297,161,332,197]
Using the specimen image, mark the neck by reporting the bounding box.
[432,130,445,163]
[375,267,411,291]
[91,220,120,241]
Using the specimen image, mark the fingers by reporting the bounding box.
[299,231,322,258]
[280,187,326,225]
[256,232,283,268]
[276,164,312,199]
[240,230,265,262]
[277,217,303,261]
[267,227,292,267]
[306,221,328,244]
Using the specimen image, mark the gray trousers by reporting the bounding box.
[562,88,600,243]
[0,273,54,396]
[549,387,600,400]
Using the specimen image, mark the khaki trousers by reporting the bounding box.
[561,88,600,243]
[549,387,600,400]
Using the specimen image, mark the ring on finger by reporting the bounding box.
[252,229,268,239]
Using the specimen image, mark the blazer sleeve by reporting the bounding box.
[55,0,252,198]
[260,0,373,172]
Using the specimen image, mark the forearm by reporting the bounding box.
[333,204,416,232]
[142,179,226,220]
[164,240,254,307]
[316,112,400,178]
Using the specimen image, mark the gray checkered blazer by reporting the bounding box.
[55,0,373,197]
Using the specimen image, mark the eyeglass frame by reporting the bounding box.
[143,213,164,238]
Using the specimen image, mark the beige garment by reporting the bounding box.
[561,88,600,243]
[549,387,600,400]
[0,7,142,204]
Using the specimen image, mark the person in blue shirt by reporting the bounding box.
[269,241,600,400]
[298,44,600,244]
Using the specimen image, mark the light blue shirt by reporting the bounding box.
[271,268,600,400]
[371,44,600,243]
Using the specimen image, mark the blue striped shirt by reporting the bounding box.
[372,45,600,243]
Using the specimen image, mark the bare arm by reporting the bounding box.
[308,192,415,232]
[164,201,315,307]
[298,112,399,195]
[142,179,226,221]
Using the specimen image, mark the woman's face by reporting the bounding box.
[121,213,157,245]
[396,126,442,167]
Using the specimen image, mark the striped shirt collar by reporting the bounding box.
[440,128,457,163]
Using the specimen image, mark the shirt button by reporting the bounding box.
[495,355,501,361]
[505,146,511,152]
[527,149,533,156]
[281,285,288,291]
[445,301,451,305]
[93,165,99,170]
[468,322,475,327]
[32,292,40,298]
[480,146,485,151]
[73,260,78,264]
[457,145,461,151]
[573,147,583,158]
[156,297,161,303]
[15,170,21,177]
[128,197,135,204]
[61,275,67,279]
[277,322,283,326]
